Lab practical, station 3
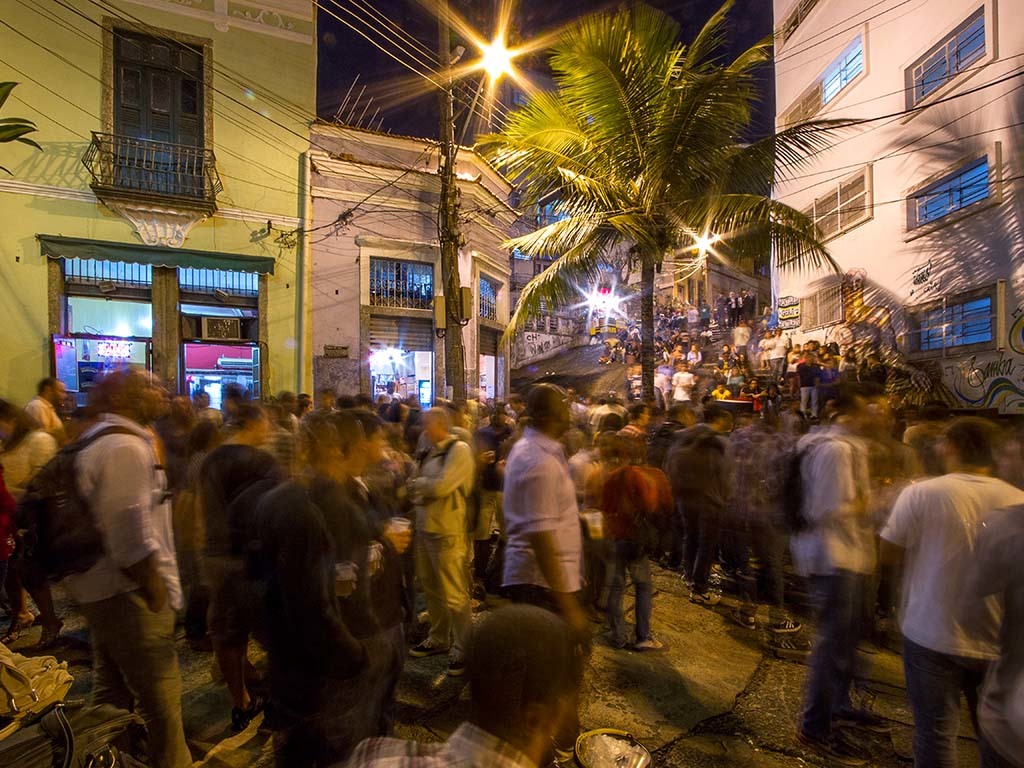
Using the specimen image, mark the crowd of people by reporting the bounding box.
[0,363,1022,768]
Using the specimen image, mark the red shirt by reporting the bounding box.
[601,464,672,541]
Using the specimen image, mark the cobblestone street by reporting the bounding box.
[10,566,986,768]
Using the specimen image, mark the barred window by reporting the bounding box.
[907,293,993,353]
[178,267,258,297]
[800,283,844,330]
[806,167,872,240]
[907,8,985,108]
[909,157,989,229]
[479,277,498,322]
[783,36,863,125]
[63,258,152,289]
[369,258,433,310]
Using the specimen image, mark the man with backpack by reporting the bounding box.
[791,386,877,766]
[61,370,190,768]
[407,407,475,676]
[665,404,733,605]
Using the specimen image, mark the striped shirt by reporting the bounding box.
[346,722,535,768]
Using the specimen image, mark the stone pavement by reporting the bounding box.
[6,569,986,767]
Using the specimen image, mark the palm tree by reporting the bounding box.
[478,1,841,399]
[0,82,42,175]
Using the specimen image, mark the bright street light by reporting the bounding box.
[479,37,515,81]
[692,232,720,254]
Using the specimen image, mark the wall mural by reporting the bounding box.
[944,306,1024,412]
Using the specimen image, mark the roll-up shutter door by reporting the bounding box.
[369,316,434,350]
[479,327,500,356]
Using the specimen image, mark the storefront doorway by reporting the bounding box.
[368,316,434,407]
[182,342,260,409]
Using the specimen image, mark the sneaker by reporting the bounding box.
[795,729,868,766]
[409,641,448,658]
[447,658,466,677]
[730,609,756,630]
[836,708,893,734]
[768,617,802,634]
[689,590,721,606]
[634,637,667,652]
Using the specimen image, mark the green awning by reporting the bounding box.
[38,235,276,275]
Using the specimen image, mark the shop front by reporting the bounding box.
[368,316,434,407]
[41,236,273,402]
[479,326,500,401]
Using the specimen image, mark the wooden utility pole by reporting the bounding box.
[437,0,467,402]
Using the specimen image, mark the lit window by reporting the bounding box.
[479,277,498,322]
[910,157,989,228]
[907,8,985,108]
[911,295,992,352]
[784,36,863,124]
[178,267,258,297]
[822,39,864,104]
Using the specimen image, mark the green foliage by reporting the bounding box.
[0,82,43,174]
[478,1,847,342]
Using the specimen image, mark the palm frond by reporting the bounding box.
[503,247,603,339]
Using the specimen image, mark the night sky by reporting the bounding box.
[317,0,775,141]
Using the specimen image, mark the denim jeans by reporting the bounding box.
[737,520,787,623]
[800,386,819,418]
[682,502,723,593]
[902,636,1007,768]
[606,540,653,646]
[801,570,867,739]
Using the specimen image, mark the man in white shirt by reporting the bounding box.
[882,418,1024,768]
[24,377,66,444]
[65,370,189,768]
[502,384,587,760]
[671,364,696,403]
[793,387,877,766]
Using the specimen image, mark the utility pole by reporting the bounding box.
[437,0,467,402]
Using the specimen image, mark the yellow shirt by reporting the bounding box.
[711,388,732,400]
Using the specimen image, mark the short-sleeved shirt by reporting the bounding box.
[502,428,582,592]
[672,371,695,401]
[24,396,61,433]
[881,474,1024,658]
[64,414,182,610]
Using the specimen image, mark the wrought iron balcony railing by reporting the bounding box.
[83,132,222,212]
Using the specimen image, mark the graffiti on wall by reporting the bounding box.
[512,331,574,368]
[944,307,1024,412]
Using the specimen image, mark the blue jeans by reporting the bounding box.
[801,571,867,739]
[606,540,652,646]
[902,637,1007,768]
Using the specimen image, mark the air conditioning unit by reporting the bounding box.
[201,317,242,340]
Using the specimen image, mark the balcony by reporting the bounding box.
[83,132,222,214]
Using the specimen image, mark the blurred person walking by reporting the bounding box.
[63,370,190,768]
[24,377,67,444]
[882,418,1024,768]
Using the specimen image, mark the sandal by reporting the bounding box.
[1,616,36,645]
[231,694,265,732]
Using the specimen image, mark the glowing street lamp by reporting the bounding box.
[479,37,516,82]
[692,232,720,255]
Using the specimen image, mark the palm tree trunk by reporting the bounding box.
[640,257,656,401]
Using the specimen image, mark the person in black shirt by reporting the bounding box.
[797,352,823,419]
[199,403,281,730]
[473,407,513,589]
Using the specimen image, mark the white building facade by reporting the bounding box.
[309,124,514,405]
[773,0,1024,412]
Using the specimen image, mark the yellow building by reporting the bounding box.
[0,0,315,408]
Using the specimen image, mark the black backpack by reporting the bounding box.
[18,427,136,581]
[779,445,811,533]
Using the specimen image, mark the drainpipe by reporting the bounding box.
[296,150,312,393]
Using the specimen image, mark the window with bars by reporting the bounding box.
[784,36,863,125]
[806,167,872,240]
[776,0,821,46]
[63,258,153,290]
[369,257,433,310]
[909,156,990,229]
[479,277,498,322]
[178,267,258,297]
[906,8,985,108]
[907,294,993,353]
[800,283,844,330]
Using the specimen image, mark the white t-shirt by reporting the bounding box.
[672,371,695,402]
[24,396,62,433]
[882,473,1024,658]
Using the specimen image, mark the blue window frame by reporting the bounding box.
[911,157,990,228]
[917,296,992,352]
[822,37,864,104]
[908,9,985,107]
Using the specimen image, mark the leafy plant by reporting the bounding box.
[0,82,42,174]
[479,2,847,398]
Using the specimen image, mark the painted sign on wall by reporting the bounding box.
[777,296,800,330]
